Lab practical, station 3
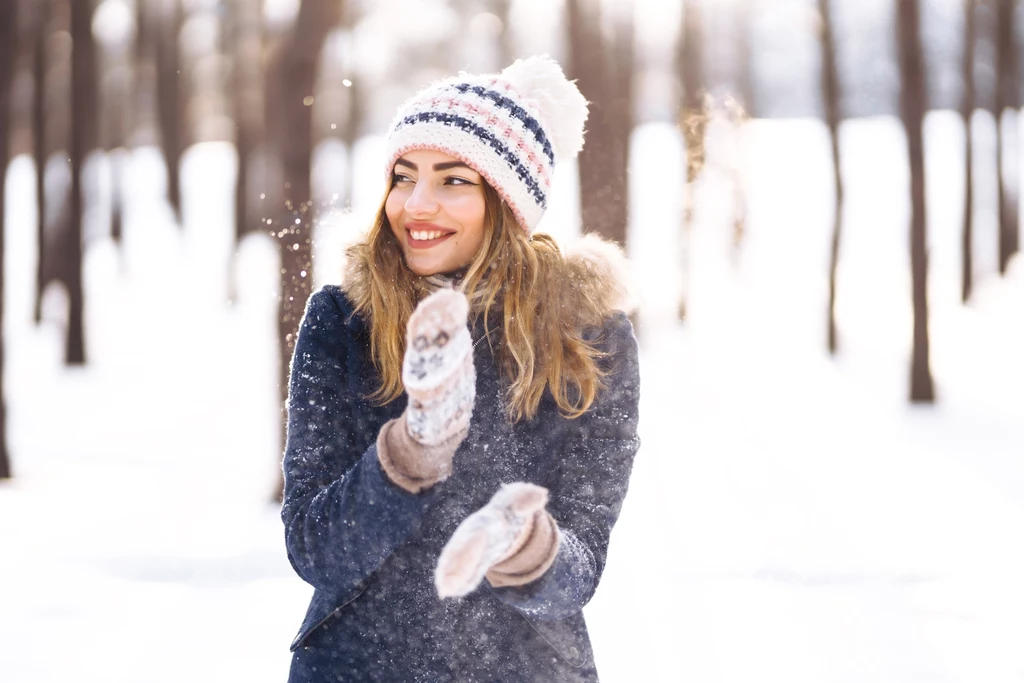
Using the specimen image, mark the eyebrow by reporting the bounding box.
[434,161,472,171]
[394,158,474,172]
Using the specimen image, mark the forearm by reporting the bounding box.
[282,442,438,593]
[488,528,597,619]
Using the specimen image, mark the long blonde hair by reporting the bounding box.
[343,183,622,422]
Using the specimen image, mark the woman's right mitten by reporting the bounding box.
[403,288,476,447]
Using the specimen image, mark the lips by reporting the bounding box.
[406,224,455,249]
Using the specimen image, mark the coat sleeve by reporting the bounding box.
[281,287,438,594]
[489,311,641,619]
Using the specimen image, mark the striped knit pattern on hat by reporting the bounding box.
[384,56,588,234]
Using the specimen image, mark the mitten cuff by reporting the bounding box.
[377,411,465,494]
[486,510,560,588]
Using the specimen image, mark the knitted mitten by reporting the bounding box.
[403,288,476,446]
[435,483,560,598]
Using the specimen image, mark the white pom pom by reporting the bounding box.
[499,55,589,162]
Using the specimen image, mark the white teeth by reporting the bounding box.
[411,230,446,241]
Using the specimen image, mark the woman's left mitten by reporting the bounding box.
[435,482,557,598]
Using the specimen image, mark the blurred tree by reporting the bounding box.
[994,0,1019,273]
[0,0,16,479]
[230,0,264,243]
[493,0,515,67]
[185,2,233,146]
[676,0,706,321]
[66,0,98,365]
[336,1,365,209]
[156,0,184,221]
[962,0,976,302]
[735,0,757,119]
[896,0,935,403]
[726,104,748,264]
[566,0,633,248]
[34,2,75,330]
[264,0,343,499]
[135,0,158,142]
[612,5,634,187]
[33,0,47,320]
[98,1,135,247]
[819,0,844,354]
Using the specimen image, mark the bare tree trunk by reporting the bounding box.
[820,0,844,354]
[135,0,157,133]
[106,54,131,246]
[33,0,48,322]
[728,4,752,261]
[233,51,250,245]
[156,0,183,221]
[0,0,16,479]
[232,0,263,244]
[676,0,706,321]
[266,0,342,500]
[337,3,364,209]
[995,0,1020,273]
[66,0,96,365]
[110,153,124,243]
[612,6,635,207]
[736,0,757,118]
[680,0,706,195]
[961,0,976,302]
[897,0,935,403]
[494,0,515,68]
[106,62,130,248]
[566,0,630,248]
[340,78,364,208]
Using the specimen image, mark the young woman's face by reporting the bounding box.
[386,149,488,277]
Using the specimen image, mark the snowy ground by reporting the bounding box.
[2,113,1023,682]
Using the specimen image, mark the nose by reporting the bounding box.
[404,178,439,217]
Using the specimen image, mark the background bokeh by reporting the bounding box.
[1,1,1023,681]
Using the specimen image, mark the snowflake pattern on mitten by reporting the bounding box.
[403,289,476,446]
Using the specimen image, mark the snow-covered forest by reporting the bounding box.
[1,0,1023,681]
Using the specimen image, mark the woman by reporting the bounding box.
[282,56,640,682]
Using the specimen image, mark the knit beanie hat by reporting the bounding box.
[384,56,589,234]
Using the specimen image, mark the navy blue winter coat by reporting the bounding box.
[282,284,641,682]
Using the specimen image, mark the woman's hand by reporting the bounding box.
[403,288,476,446]
[376,289,475,493]
[435,483,560,598]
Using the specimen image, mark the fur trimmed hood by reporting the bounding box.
[560,233,638,316]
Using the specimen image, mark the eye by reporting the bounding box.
[392,172,413,185]
[444,175,477,187]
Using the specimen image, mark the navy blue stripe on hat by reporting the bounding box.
[395,112,548,208]
[448,84,555,167]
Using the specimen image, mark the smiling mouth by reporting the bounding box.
[406,228,455,248]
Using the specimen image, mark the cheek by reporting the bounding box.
[451,195,486,233]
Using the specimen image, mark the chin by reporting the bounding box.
[405,259,444,277]
[403,250,469,278]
